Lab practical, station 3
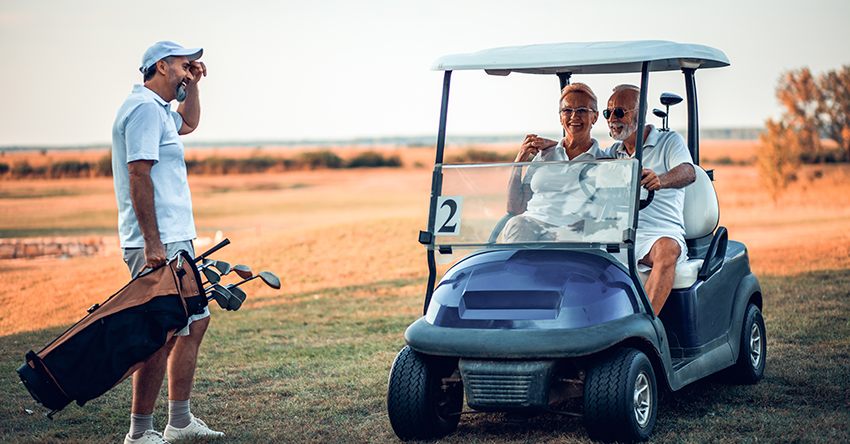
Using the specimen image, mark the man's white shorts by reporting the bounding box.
[635,233,688,273]
[122,240,210,337]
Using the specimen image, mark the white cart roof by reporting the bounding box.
[431,40,729,75]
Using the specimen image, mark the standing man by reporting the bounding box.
[603,84,696,315]
[112,41,223,444]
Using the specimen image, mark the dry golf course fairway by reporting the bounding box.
[1,141,849,443]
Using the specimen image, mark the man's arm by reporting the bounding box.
[128,160,166,270]
[177,60,207,135]
[641,163,695,191]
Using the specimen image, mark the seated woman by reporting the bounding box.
[503,83,605,242]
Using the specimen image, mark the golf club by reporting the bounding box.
[211,260,232,276]
[199,258,231,275]
[206,283,235,310]
[193,238,230,263]
[652,108,668,131]
[223,284,247,311]
[658,92,683,132]
[201,266,221,285]
[230,270,281,290]
[232,264,253,279]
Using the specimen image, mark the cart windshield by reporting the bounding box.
[431,158,640,258]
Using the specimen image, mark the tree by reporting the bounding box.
[758,65,850,201]
[817,65,850,161]
[758,119,800,204]
[775,68,822,160]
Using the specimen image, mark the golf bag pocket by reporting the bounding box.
[17,251,206,414]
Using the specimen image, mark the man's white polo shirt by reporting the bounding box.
[112,85,196,249]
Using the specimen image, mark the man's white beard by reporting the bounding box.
[610,119,638,142]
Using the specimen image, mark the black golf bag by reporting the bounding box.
[16,251,207,416]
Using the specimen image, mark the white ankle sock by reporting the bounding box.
[129,413,153,439]
[168,399,192,429]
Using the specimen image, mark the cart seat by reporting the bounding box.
[683,166,719,243]
[639,165,719,289]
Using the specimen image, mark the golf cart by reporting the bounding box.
[387,41,765,443]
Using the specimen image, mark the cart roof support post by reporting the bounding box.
[423,70,453,314]
[683,67,699,165]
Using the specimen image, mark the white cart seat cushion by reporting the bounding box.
[638,258,704,290]
[683,166,719,240]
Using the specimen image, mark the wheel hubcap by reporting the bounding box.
[633,371,652,428]
[749,323,762,369]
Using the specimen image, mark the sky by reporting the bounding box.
[1,0,848,148]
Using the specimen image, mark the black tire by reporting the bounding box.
[387,346,462,440]
[726,303,766,384]
[584,348,657,443]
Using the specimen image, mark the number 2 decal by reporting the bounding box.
[435,196,463,236]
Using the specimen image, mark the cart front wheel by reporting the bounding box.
[387,346,462,440]
[584,347,657,443]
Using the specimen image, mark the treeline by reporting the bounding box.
[0,150,403,180]
[0,157,113,179]
[445,148,514,163]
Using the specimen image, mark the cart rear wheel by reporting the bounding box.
[387,346,462,440]
[584,348,657,443]
[726,303,766,384]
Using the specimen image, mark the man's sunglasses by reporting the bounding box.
[602,108,638,120]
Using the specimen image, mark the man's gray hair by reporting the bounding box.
[613,84,640,108]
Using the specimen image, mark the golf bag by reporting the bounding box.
[16,251,207,416]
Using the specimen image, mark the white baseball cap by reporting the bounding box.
[140,41,203,73]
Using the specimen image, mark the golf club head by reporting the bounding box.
[208,283,235,310]
[652,108,667,119]
[660,92,683,106]
[232,264,253,279]
[212,260,232,276]
[226,285,247,311]
[258,271,281,290]
[202,267,221,285]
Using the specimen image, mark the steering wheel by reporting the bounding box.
[578,163,654,211]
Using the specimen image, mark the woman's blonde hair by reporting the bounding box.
[560,82,598,111]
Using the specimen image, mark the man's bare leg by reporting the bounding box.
[639,237,681,316]
[167,315,210,401]
[132,337,178,414]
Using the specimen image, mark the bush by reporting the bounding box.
[294,150,343,170]
[799,147,846,164]
[48,160,91,178]
[0,163,8,176]
[11,161,46,178]
[96,153,113,177]
[758,119,800,204]
[346,151,402,168]
[446,148,513,163]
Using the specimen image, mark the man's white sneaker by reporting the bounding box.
[124,430,170,444]
[163,415,224,441]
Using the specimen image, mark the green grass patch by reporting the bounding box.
[2,270,848,443]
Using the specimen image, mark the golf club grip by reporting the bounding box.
[194,238,230,262]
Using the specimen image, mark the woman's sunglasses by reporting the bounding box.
[602,108,638,120]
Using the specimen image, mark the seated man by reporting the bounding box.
[602,84,696,315]
[503,83,605,242]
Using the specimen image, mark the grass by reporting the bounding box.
[2,264,849,443]
[1,155,849,443]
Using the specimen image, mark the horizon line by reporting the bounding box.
[0,127,764,151]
